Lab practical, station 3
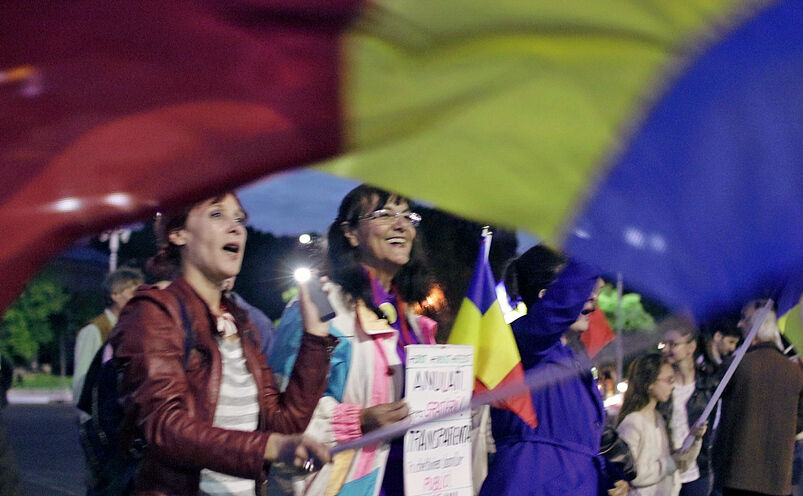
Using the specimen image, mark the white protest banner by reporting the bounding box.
[404,345,473,496]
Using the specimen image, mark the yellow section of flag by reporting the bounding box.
[779,298,803,354]
[449,297,522,390]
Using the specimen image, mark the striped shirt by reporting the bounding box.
[199,334,260,496]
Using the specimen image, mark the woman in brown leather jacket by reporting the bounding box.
[112,193,337,495]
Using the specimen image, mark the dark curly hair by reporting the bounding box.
[616,353,668,426]
[327,184,432,316]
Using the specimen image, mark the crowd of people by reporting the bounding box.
[615,303,803,496]
[51,184,803,496]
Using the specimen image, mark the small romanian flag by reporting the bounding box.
[581,307,616,359]
[448,234,538,428]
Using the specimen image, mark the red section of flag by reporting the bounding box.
[474,362,537,428]
[581,307,616,358]
[0,0,362,311]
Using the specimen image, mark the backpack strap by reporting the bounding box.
[224,292,263,354]
[76,345,105,414]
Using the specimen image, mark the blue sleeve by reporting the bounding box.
[325,326,350,403]
[248,307,276,359]
[513,258,599,359]
[268,302,304,391]
[269,301,351,402]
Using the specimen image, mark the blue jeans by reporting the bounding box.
[681,474,713,496]
[792,438,803,487]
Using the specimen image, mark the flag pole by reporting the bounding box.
[481,225,492,259]
[330,346,579,456]
[326,295,772,461]
[615,272,624,384]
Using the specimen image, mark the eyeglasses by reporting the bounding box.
[359,209,422,227]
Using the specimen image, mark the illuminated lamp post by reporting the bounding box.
[99,228,131,272]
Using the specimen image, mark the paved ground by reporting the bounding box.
[3,403,85,495]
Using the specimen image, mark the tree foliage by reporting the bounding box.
[0,272,70,363]
[597,284,656,333]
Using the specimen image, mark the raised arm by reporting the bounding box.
[513,258,599,358]
[269,300,354,445]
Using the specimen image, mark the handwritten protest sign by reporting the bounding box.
[404,345,473,496]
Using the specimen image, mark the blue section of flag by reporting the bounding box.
[778,276,803,317]
[566,0,803,320]
[466,238,498,315]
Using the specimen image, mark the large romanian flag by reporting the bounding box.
[448,234,537,428]
[2,0,803,326]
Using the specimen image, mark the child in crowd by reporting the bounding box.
[617,354,706,496]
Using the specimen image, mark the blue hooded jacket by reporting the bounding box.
[480,259,607,496]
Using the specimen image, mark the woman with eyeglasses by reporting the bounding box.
[111,193,336,495]
[656,317,719,496]
[616,354,706,496]
[269,184,436,496]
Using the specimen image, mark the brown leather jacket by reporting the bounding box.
[111,277,336,495]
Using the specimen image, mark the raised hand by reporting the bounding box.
[691,420,708,439]
[297,276,331,337]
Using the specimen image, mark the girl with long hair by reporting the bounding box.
[111,193,336,495]
[616,354,705,496]
[657,317,718,496]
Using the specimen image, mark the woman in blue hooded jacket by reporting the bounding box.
[479,245,615,496]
